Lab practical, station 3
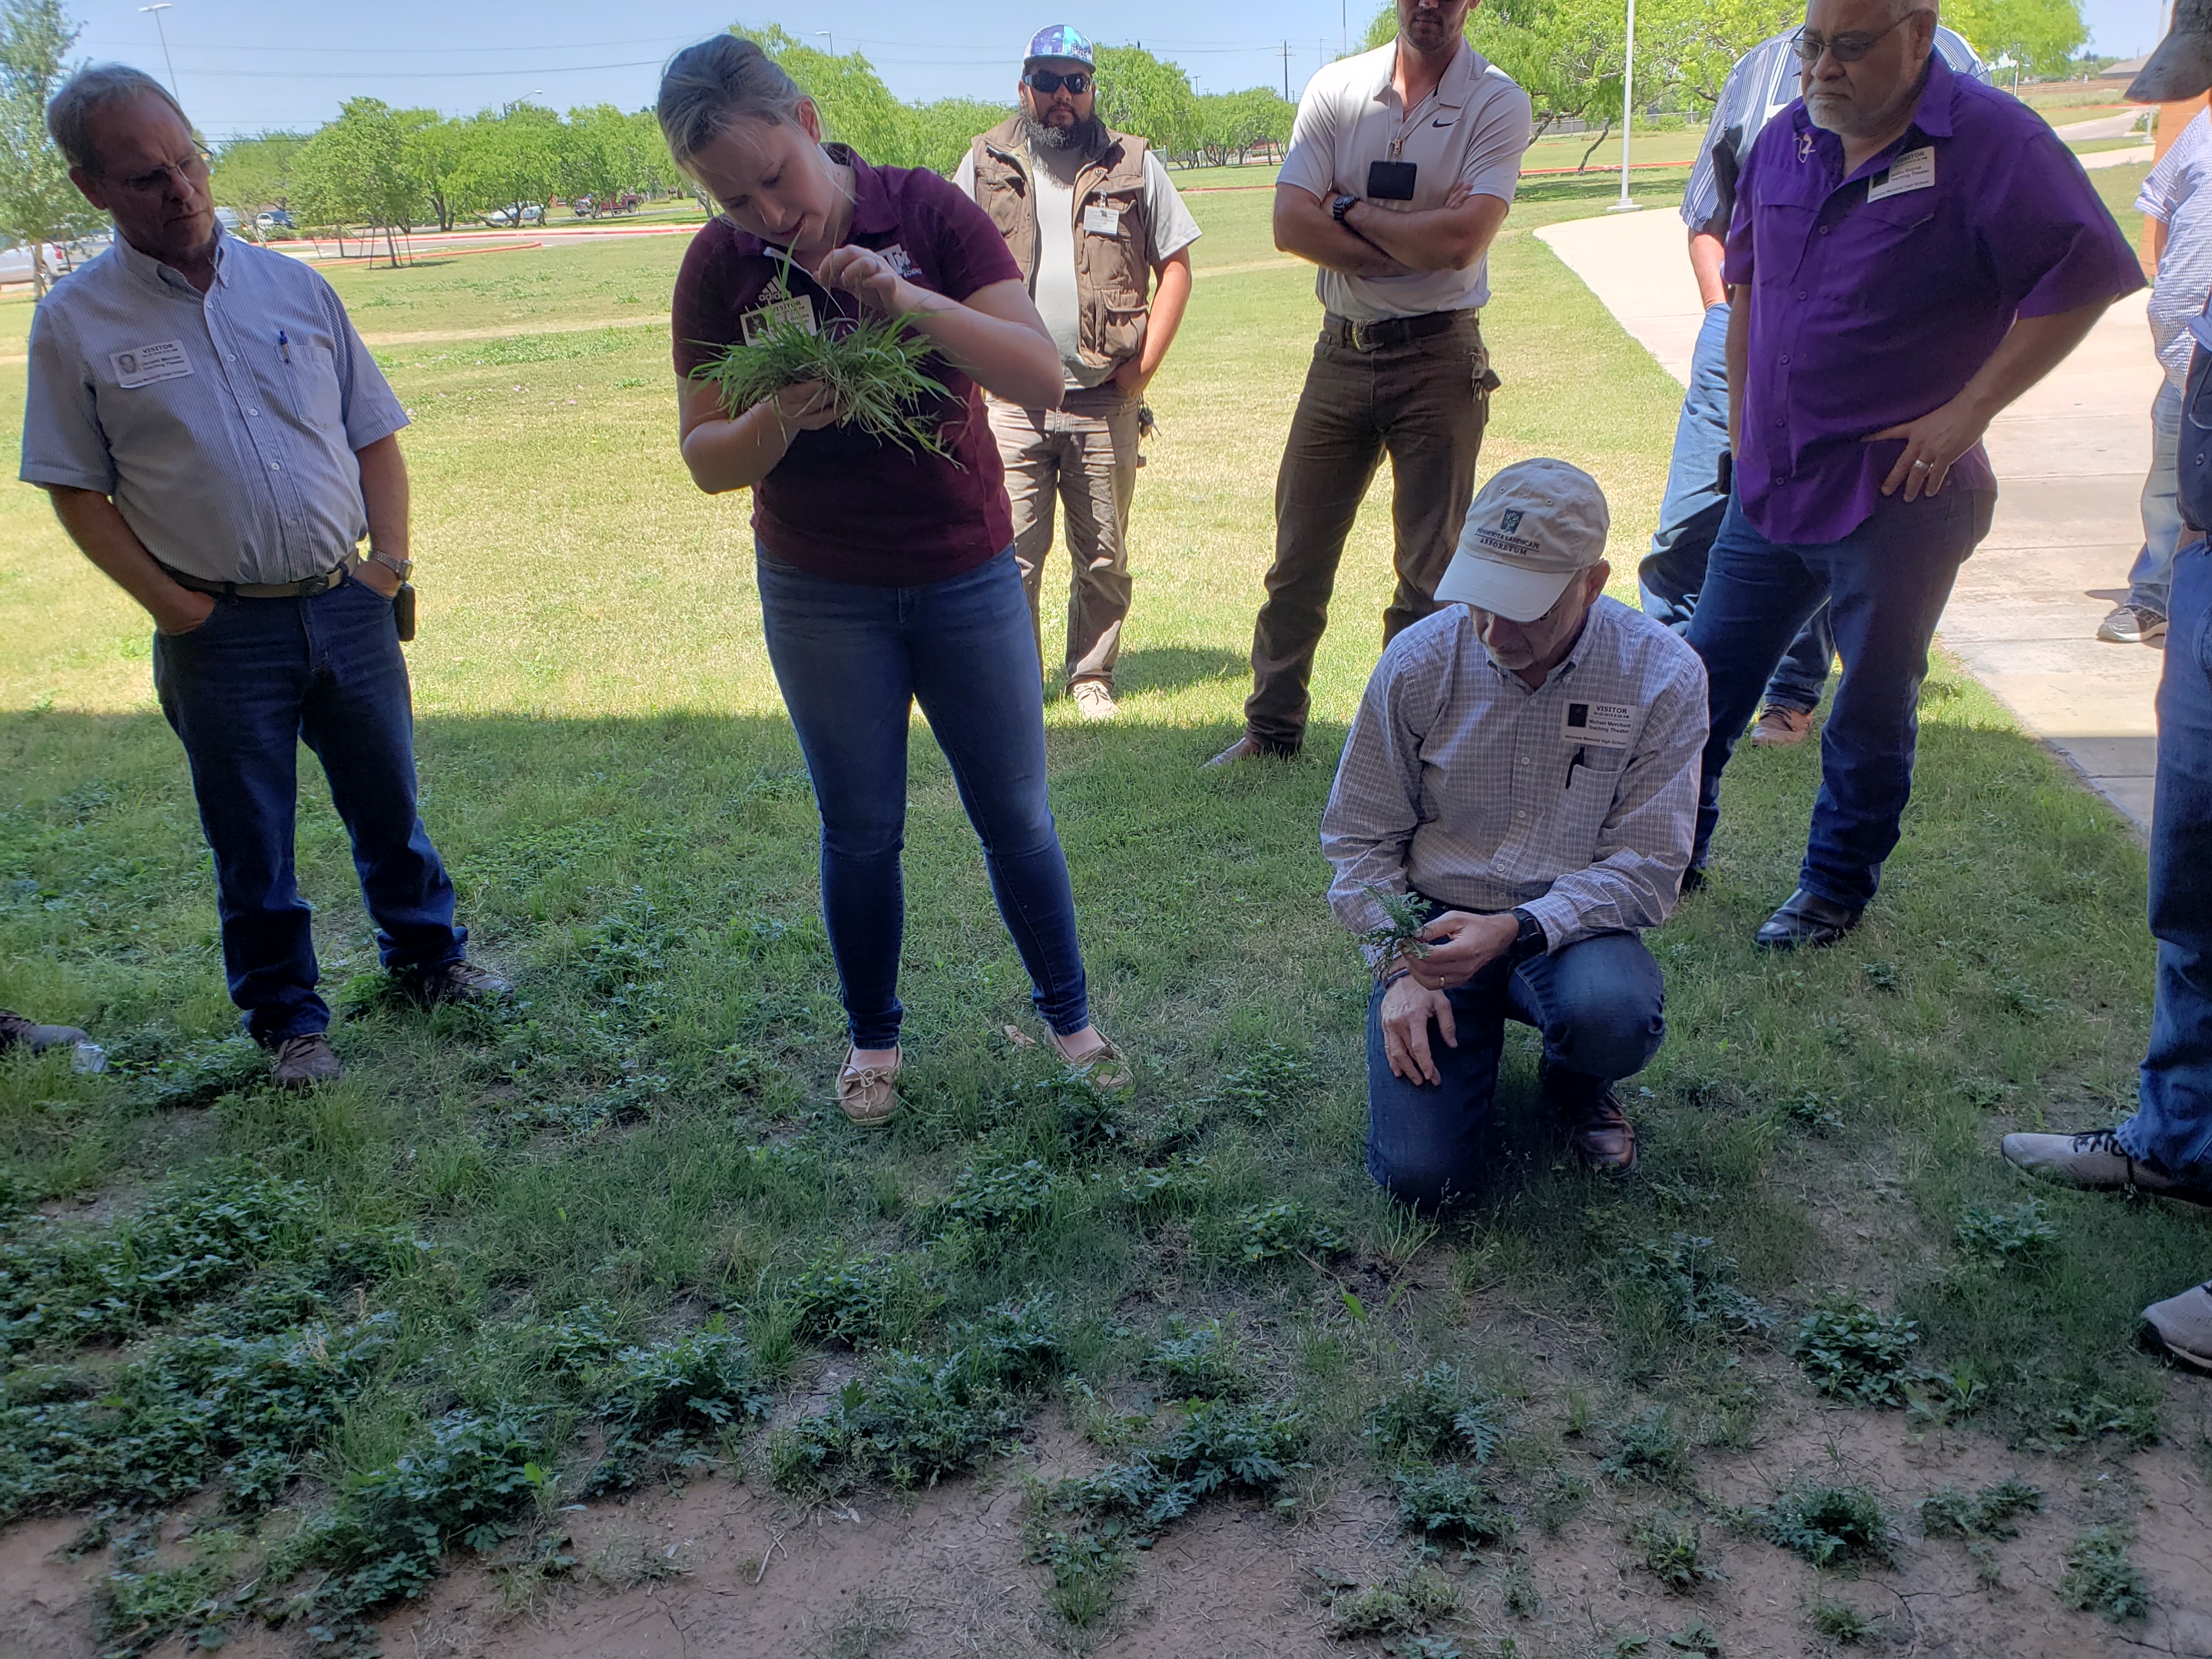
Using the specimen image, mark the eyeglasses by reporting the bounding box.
[1022,68,1091,95]
[107,144,213,197]
[1790,10,1924,64]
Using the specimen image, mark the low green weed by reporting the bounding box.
[97,1554,232,1657]
[926,1158,1066,1237]
[1149,1316,1250,1399]
[1318,1565,1462,1637]
[1955,1200,2059,1266]
[1233,1200,1346,1264]
[1114,1154,1215,1214]
[1394,1463,1515,1549]
[1036,1068,1125,1153]
[783,1252,938,1349]
[1598,1406,1689,1486]
[1749,1481,1896,1571]
[1809,1598,1873,1644]
[1617,1234,1777,1338]
[591,1322,770,1488]
[1791,1293,1919,1406]
[1632,1512,1722,1592]
[1203,1041,1313,1121]
[1053,1396,1305,1541]
[1366,1362,1508,1464]
[1918,1475,2042,1540]
[1538,1468,1590,1535]
[2059,1526,2149,1622]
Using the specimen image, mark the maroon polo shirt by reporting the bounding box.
[1724,55,2143,545]
[672,146,1019,584]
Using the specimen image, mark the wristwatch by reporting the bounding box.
[364,548,414,581]
[1330,193,1358,223]
[1507,907,1547,963]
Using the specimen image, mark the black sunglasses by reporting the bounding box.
[1790,9,1924,64]
[1022,68,1091,94]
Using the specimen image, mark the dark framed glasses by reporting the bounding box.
[1023,68,1091,94]
[1790,9,1924,64]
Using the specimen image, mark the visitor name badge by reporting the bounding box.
[110,340,193,389]
[740,293,817,347]
[1561,700,1634,746]
[1866,146,1935,203]
[1082,204,1123,236]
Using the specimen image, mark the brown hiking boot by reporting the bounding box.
[0,1008,91,1055]
[402,959,512,1007]
[1545,1068,1637,1173]
[1747,705,1815,747]
[270,1032,343,1088]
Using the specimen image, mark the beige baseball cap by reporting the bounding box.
[1432,459,1610,623]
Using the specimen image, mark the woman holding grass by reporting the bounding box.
[658,35,1127,1125]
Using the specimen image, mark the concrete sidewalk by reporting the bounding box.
[1537,207,2165,830]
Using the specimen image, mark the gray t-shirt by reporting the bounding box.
[956,141,1202,388]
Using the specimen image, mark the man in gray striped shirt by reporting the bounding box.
[18,67,501,1088]
[1322,461,1707,1203]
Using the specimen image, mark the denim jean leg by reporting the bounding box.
[757,554,913,1050]
[1796,491,1985,909]
[1684,502,1833,867]
[2128,379,2184,618]
[1366,968,1511,1209]
[909,552,1091,1036]
[1766,598,1838,714]
[152,600,328,1045]
[298,579,463,974]
[2119,538,2212,1176]
[1641,302,1734,635]
[1503,932,1667,1095]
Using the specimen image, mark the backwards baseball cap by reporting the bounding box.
[1024,24,1095,65]
[1432,459,1610,623]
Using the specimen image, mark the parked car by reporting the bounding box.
[482,204,545,227]
[0,233,111,284]
[256,208,295,230]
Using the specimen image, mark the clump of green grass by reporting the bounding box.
[1749,1481,1896,1572]
[1598,1406,1689,1486]
[1051,1396,1306,1541]
[1918,1475,2042,1540]
[1617,1234,1777,1338]
[1394,1464,1516,1549]
[1809,1598,1874,1644]
[1955,1199,2059,1266]
[2059,1525,2150,1622]
[1366,1362,1508,1464]
[1538,1468,1591,1535]
[1791,1293,1919,1406]
[1631,1512,1722,1593]
[688,303,953,459]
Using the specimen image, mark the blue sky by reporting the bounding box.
[68,0,2172,141]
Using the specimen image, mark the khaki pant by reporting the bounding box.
[1245,312,1496,753]
[988,387,1141,688]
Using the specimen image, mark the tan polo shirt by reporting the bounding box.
[1277,39,1533,323]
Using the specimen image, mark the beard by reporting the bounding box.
[1022,111,1105,152]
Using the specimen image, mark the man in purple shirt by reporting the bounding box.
[1687,0,2143,948]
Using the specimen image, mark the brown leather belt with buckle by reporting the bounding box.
[1323,310,1468,353]
[161,561,351,599]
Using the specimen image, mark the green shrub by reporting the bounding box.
[1618,1234,1777,1337]
[1366,1362,1507,1464]
[1394,1463,1515,1548]
[2059,1526,2149,1623]
[1750,1482,1896,1571]
[591,1323,770,1486]
[784,1253,936,1348]
[1791,1293,1919,1406]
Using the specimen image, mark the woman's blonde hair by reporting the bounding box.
[657,35,808,174]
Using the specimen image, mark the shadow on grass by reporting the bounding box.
[1108,644,1250,695]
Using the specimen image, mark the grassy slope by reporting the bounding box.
[0,171,2202,1643]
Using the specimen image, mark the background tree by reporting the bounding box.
[451,102,563,226]
[211,131,305,240]
[560,103,677,215]
[743,24,916,164]
[0,0,103,296]
[1945,0,2086,76]
[400,110,471,231]
[293,96,419,264]
[1094,44,1201,159]
[1195,86,1296,166]
[902,96,1015,176]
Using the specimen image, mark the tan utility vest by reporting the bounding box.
[968,117,1154,371]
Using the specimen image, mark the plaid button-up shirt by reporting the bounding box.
[1320,598,1708,959]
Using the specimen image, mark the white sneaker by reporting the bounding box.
[1070,681,1118,721]
[2143,1283,2212,1370]
[2096,604,2167,645]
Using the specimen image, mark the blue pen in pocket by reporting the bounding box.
[278,329,291,363]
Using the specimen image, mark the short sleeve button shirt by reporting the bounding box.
[18,230,408,584]
[2137,108,2212,388]
[1277,39,1533,322]
[1724,55,2144,545]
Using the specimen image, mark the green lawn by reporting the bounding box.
[0,175,2204,1657]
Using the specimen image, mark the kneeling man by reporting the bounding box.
[1321,461,1708,1205]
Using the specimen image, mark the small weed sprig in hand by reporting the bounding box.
[1361,885,1435,975]
[689,265,953,459]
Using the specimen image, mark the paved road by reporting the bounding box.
[1537,206,2164,831]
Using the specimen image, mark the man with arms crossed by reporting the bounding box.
[1648,24,1981,749]
[1322,462,1708,1204]
[958,25,1202,720]
[1687,0,2141,947]
[1210,0,1532,765]
[19,67,503,1087]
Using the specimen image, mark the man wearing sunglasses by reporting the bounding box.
[18,65,502,1088]
[1685,0,2141,949]
[959,25,1203,720]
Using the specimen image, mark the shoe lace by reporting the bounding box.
[2068,1128,2123,1154]
[276,1034,326,1061]
[0,1010,32,1043]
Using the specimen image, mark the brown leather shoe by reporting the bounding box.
[271,1032,343,1088]
[1747,705,1815,747]
[1565,1087,1637,1173]
[836,1046,900,1127]
[1204,733,1294,768]
[401,959,512,1006]
[0,1008,91,1055]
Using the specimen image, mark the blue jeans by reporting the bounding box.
[1366,930,1665,1207]
[2128,377,2183,618]
[1639,301,1835,713]
[1687,488,1993,909]
[2119,537,2212,1176]
[755,548,1090,1050]
[151,576,463,1045]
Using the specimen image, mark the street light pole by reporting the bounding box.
[814,30,833,55]
[139,3,177,99]
[1608,0,1642,213]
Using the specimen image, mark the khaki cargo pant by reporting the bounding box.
[988,386,1142,689]
[1244,311,1497,753]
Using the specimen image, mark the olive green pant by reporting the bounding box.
[1244,313,1496,753]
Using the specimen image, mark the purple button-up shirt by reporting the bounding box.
[1724,55,2143,545]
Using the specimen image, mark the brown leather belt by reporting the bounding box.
[1322,310,1469,353]
[161,560,351,599]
